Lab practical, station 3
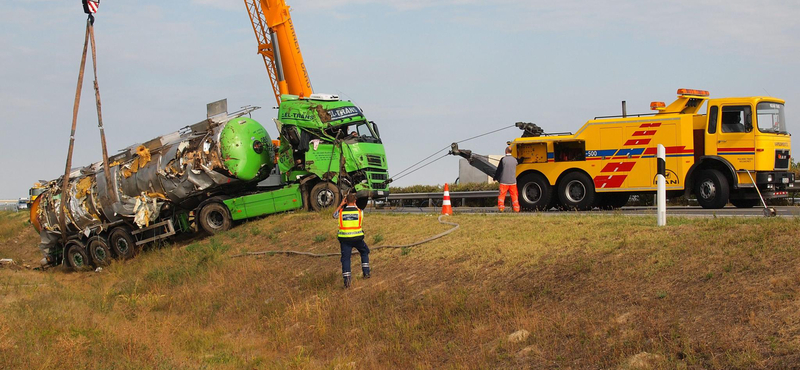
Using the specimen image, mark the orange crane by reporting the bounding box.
[244,0,313,105]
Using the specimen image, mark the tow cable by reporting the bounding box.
[231,215,459,258]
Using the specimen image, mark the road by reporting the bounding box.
[368,205,800,218]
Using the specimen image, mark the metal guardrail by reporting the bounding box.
[387,191,502,206]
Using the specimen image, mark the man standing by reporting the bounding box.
[494,146,520,212]
[333,193,370,288]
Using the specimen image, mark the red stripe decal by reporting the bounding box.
[717,147,756,152]
[624,139,651,146]
[601,162,636,172]
[639,123,662,128]
[594,175,627,189]
[632,130,656,136]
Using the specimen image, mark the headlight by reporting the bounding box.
[767,175,774,182]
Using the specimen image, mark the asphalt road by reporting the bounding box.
[368,205,800,218]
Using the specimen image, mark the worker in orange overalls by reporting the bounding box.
[494,146,520,212]
[333,193,370,288]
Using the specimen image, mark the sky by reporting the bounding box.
[1,0,798,199]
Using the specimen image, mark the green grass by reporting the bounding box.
[1,211,800,369]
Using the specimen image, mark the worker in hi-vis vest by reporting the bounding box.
[333,193,370,288]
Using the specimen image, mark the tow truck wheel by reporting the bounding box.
[310,182,341,211]
[518,173,552,211]
[694,169,729,209]
[109,227,136,260]
[66,241,92,272]
[198,202,232,235]
[87,235,113,266]
[558,172,596,211]
[730,198,760,208]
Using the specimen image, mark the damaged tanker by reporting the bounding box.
[30,105,291,270]
[31,95,390,271]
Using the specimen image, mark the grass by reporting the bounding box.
[1,210,800,369]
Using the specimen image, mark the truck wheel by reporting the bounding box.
[109,227,136,259]
[199,202,232,235]
[730,198,760,208]
[66,241,91,272]
[310,182,341,211]
[518,173,552,211]
[87,235,113,266]
[694,169,729,209]
[558,172,596,210]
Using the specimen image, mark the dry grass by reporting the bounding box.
[1,210,799,369]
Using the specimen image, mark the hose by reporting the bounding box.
[230,215,459,258]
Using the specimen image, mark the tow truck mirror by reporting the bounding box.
[745,113,753,133]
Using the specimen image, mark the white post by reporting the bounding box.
[657,144,666,226]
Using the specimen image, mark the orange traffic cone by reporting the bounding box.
[442,183,453,215]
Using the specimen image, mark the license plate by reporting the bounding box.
[377,191,385,195]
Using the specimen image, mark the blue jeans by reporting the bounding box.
[339,238,369,276]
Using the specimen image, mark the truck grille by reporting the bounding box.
[369,173,387,181]
[775,150,790,170]
[366,155,383,167]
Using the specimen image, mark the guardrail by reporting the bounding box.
[387,191,501,207]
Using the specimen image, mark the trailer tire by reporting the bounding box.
[198,202,232,235]
[558,172,596,211]
[109,227,136,260]
[87,235,113,266]
[518,173,552,211]
[66,241,92,272]
[310,182,341,211]
[694,169,729,209]
[730,198,760,208]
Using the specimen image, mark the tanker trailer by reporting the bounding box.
[30,105,276,270]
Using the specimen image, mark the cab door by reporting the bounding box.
[715,105,755,171]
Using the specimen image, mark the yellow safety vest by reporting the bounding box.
[338,207,364,238]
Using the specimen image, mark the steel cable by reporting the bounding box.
[388,124,515,181]
[230,215,459,258]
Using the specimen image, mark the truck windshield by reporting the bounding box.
[757,102,787,134]
[344,121,381,143]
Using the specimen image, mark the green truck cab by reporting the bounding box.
[274,94,390,210]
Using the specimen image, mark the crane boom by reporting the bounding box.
[245,0,313,105]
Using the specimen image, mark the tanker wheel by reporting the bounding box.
[66,241,92,272]
[87,235,113,267]
[310,182,341,211]
[518,172,552,211]
[356,197,369,210]
[694,169,729,209]
[198,202,232,235]
[558,172,596,211]
[109,227,136,260]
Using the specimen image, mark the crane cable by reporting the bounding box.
[230,215,459,258]
[388,124,516,182]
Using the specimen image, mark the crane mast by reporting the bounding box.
[245,0,313,105]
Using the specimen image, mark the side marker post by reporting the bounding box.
[657,144,666,226]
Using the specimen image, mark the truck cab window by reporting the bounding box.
[707,106,718,134]
[720,106,752,133]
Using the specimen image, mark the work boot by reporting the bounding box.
[362,263,371,279]
[343,275,352,288]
